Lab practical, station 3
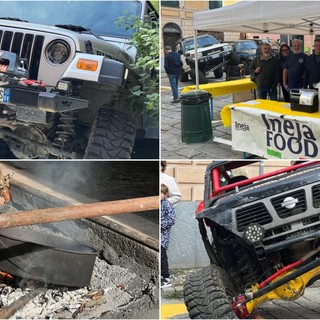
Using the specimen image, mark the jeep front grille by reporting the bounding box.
[312,184,320,208]
[271,190,306,218]
[0,30,44,79]
[236,203,273,232]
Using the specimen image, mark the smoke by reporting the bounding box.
[10,161,159,201]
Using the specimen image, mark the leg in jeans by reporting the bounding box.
[168,74,179,100]
[257,87,267,99]
[268,86,278,101]
[161,246,170,278]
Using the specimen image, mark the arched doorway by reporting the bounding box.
[163,22,182,52]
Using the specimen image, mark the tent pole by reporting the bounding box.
[194,29,199,90]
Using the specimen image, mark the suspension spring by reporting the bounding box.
[52,112,76,150]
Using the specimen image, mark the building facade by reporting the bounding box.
[165,160,291,202]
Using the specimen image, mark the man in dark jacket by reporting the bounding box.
[250,43,280,100]
[303,39,320,89]
[164,46,183,103]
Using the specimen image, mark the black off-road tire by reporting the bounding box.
[214,67,224,79]
[190,69,208,84]
[84,108,136,159]
[180,72,189,82]
[183,265,238,319]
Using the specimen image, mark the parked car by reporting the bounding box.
[176,34,237,84]
[225,40,258,74]
[249,38,280,57]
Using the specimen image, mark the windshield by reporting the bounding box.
[235,41,258,51]
[183,36,219,51]
[0,1,143,38]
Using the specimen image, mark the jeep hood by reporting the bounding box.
[196,166,320,230]
[0,19,133,65]
[185,43,229,55]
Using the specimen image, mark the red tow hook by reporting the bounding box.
[232,294,250,318]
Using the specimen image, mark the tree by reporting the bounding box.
[117,12,159,124]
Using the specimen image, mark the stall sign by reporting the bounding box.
[231,107,320,159]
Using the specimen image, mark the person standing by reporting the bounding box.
[283,39,308,92]
[160,161,182,205]
[164,46,183,104]
[160,183,175,288]
[250,43,280,100]
[279,43,291,102]
[303,38,320,89]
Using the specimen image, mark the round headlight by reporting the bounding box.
[46,40,71,65]
[243,223,264,244]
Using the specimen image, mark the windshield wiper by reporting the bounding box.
[0,17,28,22]
[55,24,103,40]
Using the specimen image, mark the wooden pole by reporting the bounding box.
[0,196,159,229]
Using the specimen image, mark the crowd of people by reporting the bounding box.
[250,38,320,101]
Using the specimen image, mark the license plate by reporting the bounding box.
[0,88,10,103]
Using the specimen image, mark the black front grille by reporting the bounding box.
[236,203,273,232]
[312,184,320,208]
[271,190,306,218]
[0,30,44,79]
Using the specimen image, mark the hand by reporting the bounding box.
[255,66,261,74]
[283,83,290,92]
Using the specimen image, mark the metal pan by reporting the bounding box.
[0,227,97,287]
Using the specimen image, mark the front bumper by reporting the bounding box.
[1,86,89,113]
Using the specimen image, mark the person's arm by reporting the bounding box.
[303,58,309,88]
[164,55,169,74]
[161,202,175,229]
[167,180,182,205]
[282,68,289,90]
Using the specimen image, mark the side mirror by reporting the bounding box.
[178,50,183,55]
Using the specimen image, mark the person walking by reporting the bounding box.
[303,38,320,89]
[164,46,183,103]
[250,43,280,100]
[279,43,291,102]
[283,39,308,93]
[160,183,175,288]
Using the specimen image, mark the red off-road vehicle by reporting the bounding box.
[184,160,320,318]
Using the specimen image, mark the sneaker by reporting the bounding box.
[171,99,181,103]
[161,277,172,288]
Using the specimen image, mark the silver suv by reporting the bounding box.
[176,34,233,84]
[0,0,157,159]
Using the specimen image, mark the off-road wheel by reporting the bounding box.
[84,107,136,159]
[214,67,223,79]
[183,265,238,319]
[180,72,189,82]
[190,69,208,84]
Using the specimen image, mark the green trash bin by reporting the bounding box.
[181,90,213,143]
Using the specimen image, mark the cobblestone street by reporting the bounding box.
[161,75,243,159]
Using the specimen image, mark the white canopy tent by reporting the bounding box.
[193,1,320,35]
[191,0,320,88]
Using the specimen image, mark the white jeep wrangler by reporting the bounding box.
[0,0,157,159]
